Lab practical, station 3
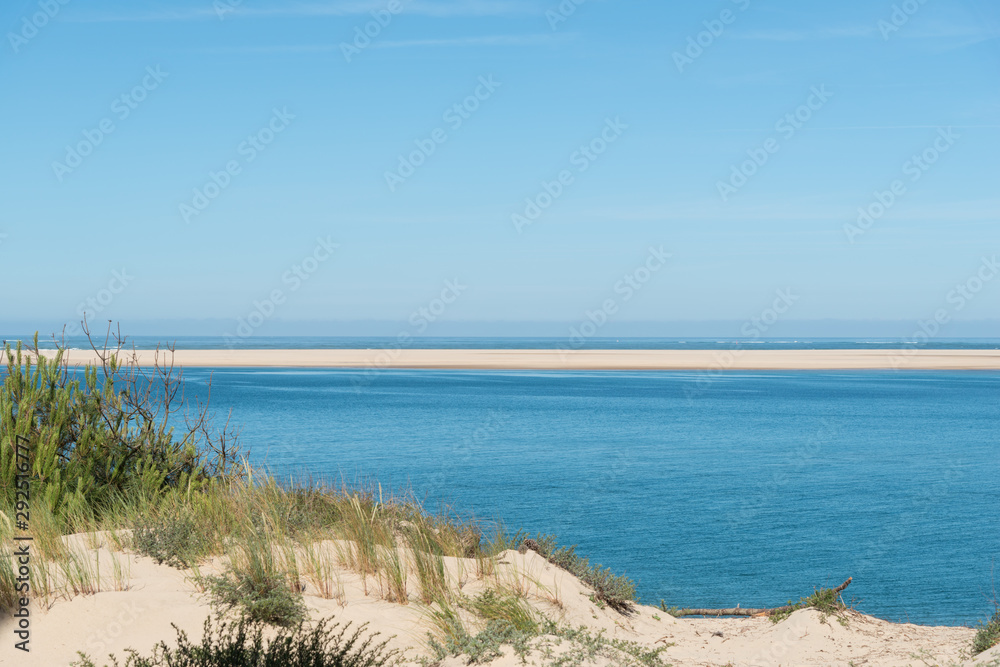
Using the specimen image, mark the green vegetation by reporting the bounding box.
[73,615,398,667]
[202,533,307,627]
[1,333,241,519]
[769,585,850,624]
[515,534,636,614]
[131,506,209,568]
[973,608,1000,655]
[428,620,670,667]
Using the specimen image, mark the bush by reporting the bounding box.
[973,608,1000,655]
[131,508,209,568]
[204,536,306,627]
[73,615,398,667]
[521,534,636,614]
[1,331,241,519]
[429,619,536,665]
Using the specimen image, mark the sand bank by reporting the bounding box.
[21,348,1000,370]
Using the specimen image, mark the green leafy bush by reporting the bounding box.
[520,534,636,614]
[1,332,240,518]
[429,619,535,665]
[131,508,209,568]
[73,615,397,667]
[973,608,1000,655]
[204,535,306,627]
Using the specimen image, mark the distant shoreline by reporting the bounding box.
[20,348,1000,370]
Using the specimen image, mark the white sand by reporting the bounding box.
[17,348,1000,370]
[2,532,993,667]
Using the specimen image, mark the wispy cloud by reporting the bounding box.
[733,23,999,42]
[68,0,541,22]
[189,32,566,54]
[374,33,568,48]
[734,26,876,41]
[711,125,1000,133]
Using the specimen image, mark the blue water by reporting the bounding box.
[9,335,1000,351]
[166,367,1000,627]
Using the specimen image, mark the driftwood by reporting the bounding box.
[670,577,852,618]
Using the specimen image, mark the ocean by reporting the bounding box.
[161,361,1000,627]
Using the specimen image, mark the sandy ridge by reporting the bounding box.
[14,348,1000,370]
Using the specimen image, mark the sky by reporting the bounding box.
[1,0,999,338]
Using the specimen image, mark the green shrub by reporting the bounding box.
[72,615,397,667]
[430,621,669,667]
[1,333,241,519]
[131,508,208,568]
[767,585,849,624]
[204,536,306,627]
[520,534,636,614]
[973,608,1000,655]
[429,619,536,665]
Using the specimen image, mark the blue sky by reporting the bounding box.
[2,0,999,337]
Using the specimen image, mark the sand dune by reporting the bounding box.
[19,348,1000,370]
[3,532,994,667]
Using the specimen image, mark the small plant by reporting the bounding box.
[0,546,17,613]
[520,535,636,614]
[302,541,343,602]
[769,585,849,624]
[973,608,1000,655]
[658,600,681,617]
[542,624,669,667]
[429,619,536,665]
[72,615,398,667]
[407,527,449,604]
[203,536,306,627]
[131,509,208,569]
[465,589,538,634]
[652,613,661,621]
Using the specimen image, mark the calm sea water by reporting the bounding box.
[166,366,1000,627]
